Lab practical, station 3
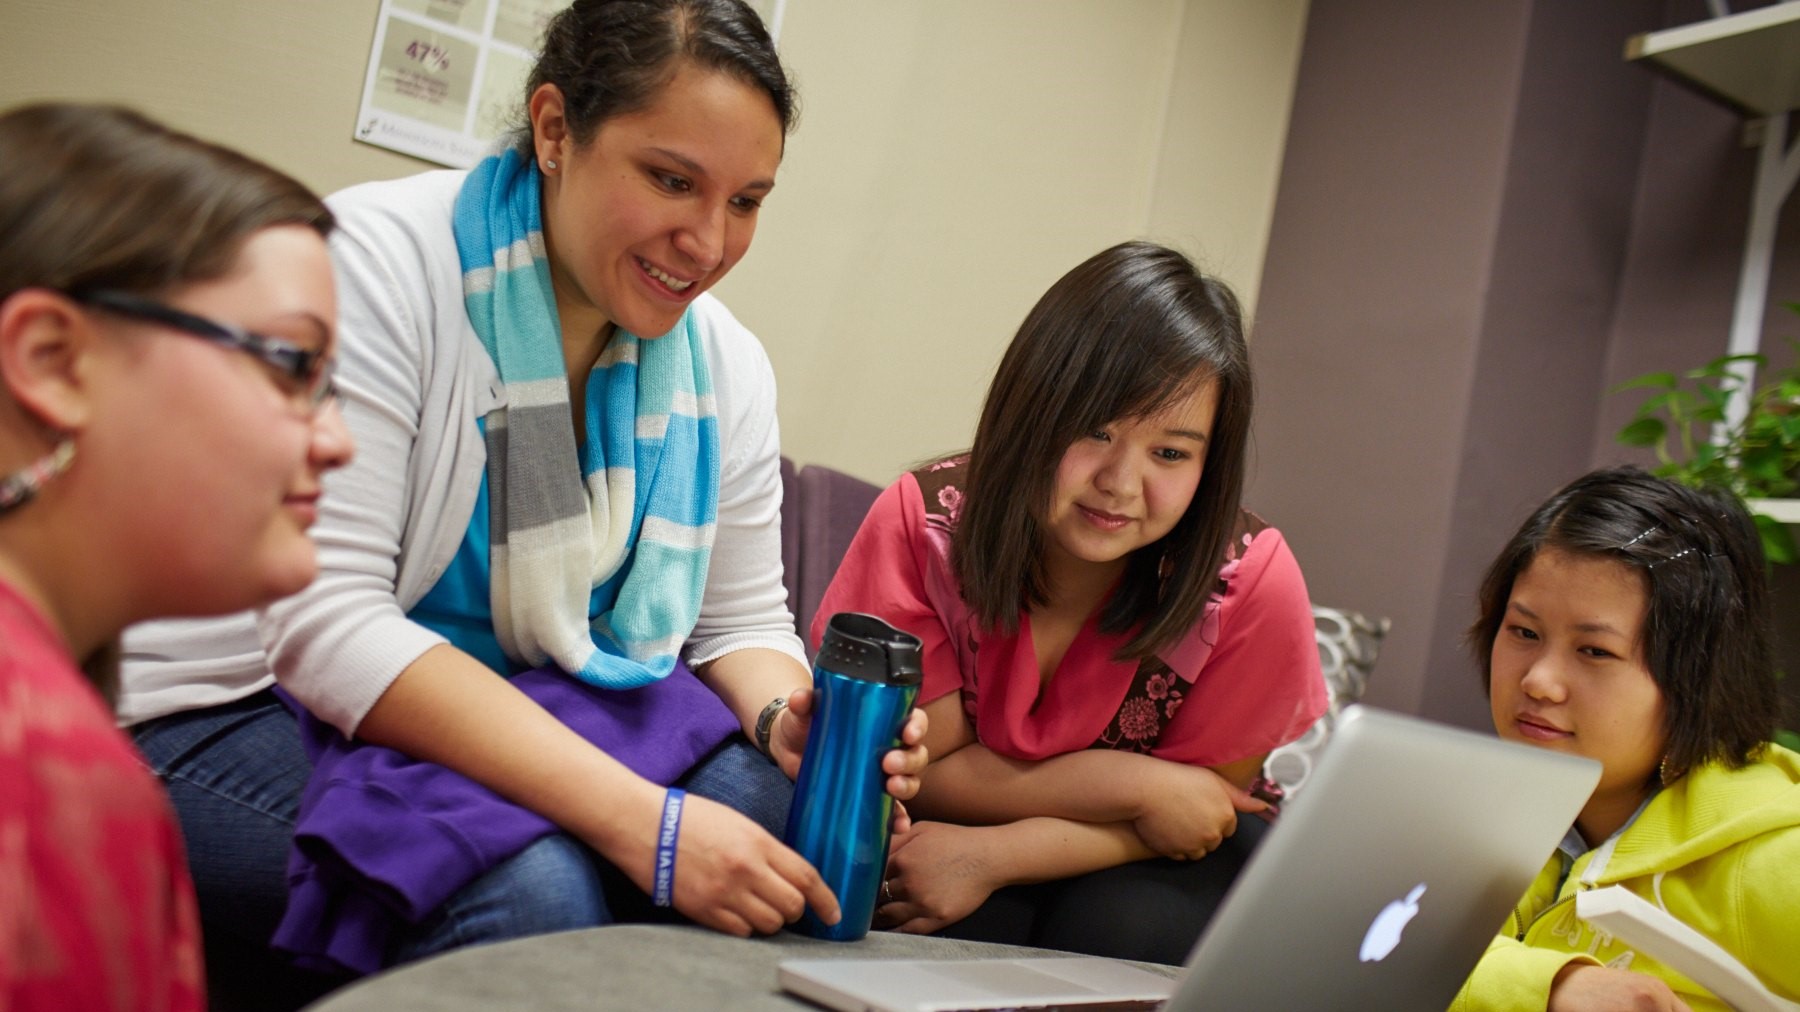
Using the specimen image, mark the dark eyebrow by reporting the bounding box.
[1506,601,1627,637]
[1164,429,1210,443]
[649,146,775,193]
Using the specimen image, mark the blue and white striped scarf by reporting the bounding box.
[452,149,719,689]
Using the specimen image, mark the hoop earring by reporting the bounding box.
[1149,552,1176,603]
[1658,755,1682,787]
[0,437,76,514]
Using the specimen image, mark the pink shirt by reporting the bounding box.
[0,580,204,1012]
[812,461,1326,767]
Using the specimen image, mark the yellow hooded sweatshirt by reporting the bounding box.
[1452,743,1800,1011]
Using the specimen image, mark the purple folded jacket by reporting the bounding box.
[272,662,740,975]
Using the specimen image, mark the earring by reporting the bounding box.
[1658,755,1681,787]
[544,158,557,171]
[0,437,76,514]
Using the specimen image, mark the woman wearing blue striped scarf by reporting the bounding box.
[118,0,926,995]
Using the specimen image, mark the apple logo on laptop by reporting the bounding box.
[1359,883,1427,962]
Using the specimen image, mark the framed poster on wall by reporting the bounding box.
[353,0,786,168]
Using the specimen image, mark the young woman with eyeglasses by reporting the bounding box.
[0,101,352,1011]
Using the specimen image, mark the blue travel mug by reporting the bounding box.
[785,612,922,940]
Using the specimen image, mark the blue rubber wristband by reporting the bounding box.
[652,787,686,908]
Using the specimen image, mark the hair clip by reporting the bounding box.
[1648,546,1698,569]
[1620,525,1660,549]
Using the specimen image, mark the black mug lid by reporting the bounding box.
[816,613,923,685]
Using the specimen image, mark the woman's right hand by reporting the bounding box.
[774,686,931,807]
[1130,764,1266,860]
[1548,964,1694,1012]
[640,793,841,937]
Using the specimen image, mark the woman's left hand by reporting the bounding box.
[874,822,999,934]
[772,688,929,813]
[1131,764,1263,860]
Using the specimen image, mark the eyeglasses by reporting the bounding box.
[73,289,338,411]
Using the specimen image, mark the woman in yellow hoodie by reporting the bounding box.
[1454,467,1800,1012]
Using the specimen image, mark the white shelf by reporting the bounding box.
[1625,5,1800,436]
[1749,498,1800,525]
[1626,2,1800,116]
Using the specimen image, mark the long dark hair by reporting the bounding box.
[952,241,1252,660]
[514,0,796,155]
[1469,467,1778,773]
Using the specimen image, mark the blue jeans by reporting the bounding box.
[389,731,797,963]
[132,691,339,1011]
[133,689,795,995]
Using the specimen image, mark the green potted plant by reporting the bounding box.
[1612,312,1800,566]
[1611,309,1799,752]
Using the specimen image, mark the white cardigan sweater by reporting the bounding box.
[119,169,807,734]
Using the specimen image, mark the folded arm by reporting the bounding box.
[910,692,1265,859]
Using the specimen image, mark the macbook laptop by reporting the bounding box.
[778,705,1602,1012]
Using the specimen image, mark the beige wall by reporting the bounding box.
[1147,1,1309,317]
[721,0,1309,482]
[1,0,432,194]
[0,0,1307,485]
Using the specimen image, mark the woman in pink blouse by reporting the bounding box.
[813,242,1326,964]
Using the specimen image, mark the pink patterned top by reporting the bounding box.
[812,457,1326,766]
[0,579,204,1012]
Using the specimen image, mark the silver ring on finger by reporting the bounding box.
[882,879,894,903]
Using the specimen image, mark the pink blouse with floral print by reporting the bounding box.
[811,457,1326,767]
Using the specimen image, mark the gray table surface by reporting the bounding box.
[303,924,1180,1010]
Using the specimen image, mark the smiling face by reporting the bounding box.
[86,224,353,616]
[534,62,784,342]
[1489,548,1667,842]
[1041,379,1220,594]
